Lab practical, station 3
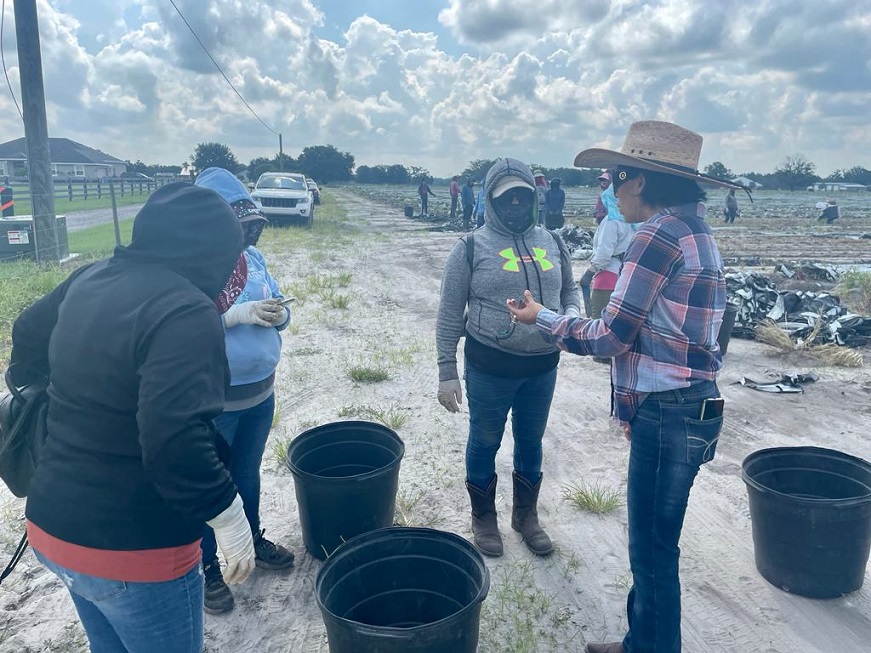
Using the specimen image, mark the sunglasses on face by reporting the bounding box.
[492,187,534,207]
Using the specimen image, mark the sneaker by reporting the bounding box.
[253,530,295,570]
[203,559,234,614]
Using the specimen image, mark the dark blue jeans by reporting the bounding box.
[622,381,722,653]
[464,362,557,488]
[34,551,203,653]
[201,393,275,564]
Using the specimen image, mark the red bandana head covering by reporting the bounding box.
[214,253,247,313]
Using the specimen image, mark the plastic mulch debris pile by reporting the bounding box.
[554,225,594,259]
[773,262,840,282]
[725,270,871,348]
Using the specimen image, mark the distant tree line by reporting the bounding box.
[133,143,870,191]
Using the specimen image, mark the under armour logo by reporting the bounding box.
[498,247,553,272]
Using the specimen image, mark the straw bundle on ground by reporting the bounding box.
[811,344,864,368]
[755,320,795,351]
[755,319,864,367]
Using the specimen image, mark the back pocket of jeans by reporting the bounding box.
[684,416,723,466]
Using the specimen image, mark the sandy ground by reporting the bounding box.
[1,190,870,652]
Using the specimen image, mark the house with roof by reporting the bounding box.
[0,137,128,181]
[731,176,763,190]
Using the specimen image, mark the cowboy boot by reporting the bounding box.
[466,476,503,557]
[511,471,553,556]
[585,643,624,653]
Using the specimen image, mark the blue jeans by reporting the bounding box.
[622,381,722,653]
[201,393,274,564]
[464,362,557,488]
[34,551,203,653]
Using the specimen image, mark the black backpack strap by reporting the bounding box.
[0,533,28,586]
[464,232,475,272]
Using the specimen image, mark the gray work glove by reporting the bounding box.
[437,379,463,413]
[223,300,284,328]
[206,495,255,585]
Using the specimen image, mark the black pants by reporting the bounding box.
[462,204,473,229]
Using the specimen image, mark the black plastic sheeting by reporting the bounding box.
[725,271,871,348]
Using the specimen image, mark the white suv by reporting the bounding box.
[251,172,313,226]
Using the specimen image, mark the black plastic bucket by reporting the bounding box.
[742,446,871,598]
[287,421,404,560]
[316,527,490,653]
[717,300,739,356]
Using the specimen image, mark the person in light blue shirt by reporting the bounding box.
[194,168,296,615]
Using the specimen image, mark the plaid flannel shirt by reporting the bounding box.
[536,202,725,423]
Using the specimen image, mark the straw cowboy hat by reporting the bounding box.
[574,120,742,190]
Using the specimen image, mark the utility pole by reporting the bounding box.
[14,0,58,263]
[278,133,283,171]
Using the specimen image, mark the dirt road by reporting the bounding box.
[1,190,869,652]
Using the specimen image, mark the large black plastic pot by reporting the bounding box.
[287,421,404,560]
[742,446,871,598]
[717,300,739,356]
[316,527,490,653]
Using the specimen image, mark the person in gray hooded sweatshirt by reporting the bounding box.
[436,158,581,557]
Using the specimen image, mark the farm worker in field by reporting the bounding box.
[580,172,631,319]
[461,178,476,231]
[436,158,581,558]
[13,183,254,653]
[475,180,486,227]
[194,168,295,615]
[724,188,739,223]
[508,121,739,653]
[543,177,566,229]
[584,186,636,364]
[533,170,548,223]
[418,177,436,216]
[817,198,839,224]
[449,175,461,221]
[593,170,611,224]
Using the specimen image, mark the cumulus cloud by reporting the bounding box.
[0,0,868,176]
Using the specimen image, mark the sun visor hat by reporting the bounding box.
[491,177,535,199]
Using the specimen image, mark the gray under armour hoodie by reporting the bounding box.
[436,158,581,381]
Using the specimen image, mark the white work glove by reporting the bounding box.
[438,379,463,413]
[206,495,255,585]
[223,300,284,328]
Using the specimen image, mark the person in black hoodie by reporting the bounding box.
[11,183,255,653]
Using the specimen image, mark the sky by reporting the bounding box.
[1,0,870,178]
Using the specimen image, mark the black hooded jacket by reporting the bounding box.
[13,183,245,550]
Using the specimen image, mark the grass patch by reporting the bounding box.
[562,480,624,514]
[336,403,409,429]
[336,271,353,287]
[479,558,582,652]
[347,365,390,383]
[393,487,443,528]
[271,437,290,468]
[835,270,871,314]
[293,346,322,356]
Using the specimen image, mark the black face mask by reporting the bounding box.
[243,221,265,247]
[492,187,535,233]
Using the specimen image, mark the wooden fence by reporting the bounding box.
[1,177,185,212]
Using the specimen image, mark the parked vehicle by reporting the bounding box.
[251,172,313,227]
[306,178,321,205]
[119,172,154,182]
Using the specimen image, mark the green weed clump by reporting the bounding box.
[835,271,871,314]
[347,365,390,383]
[562,480,624,514]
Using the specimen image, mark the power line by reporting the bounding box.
[1,0,24,121]
[167,0,279,136]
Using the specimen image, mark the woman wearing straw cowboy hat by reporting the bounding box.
[507,121,738,653]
